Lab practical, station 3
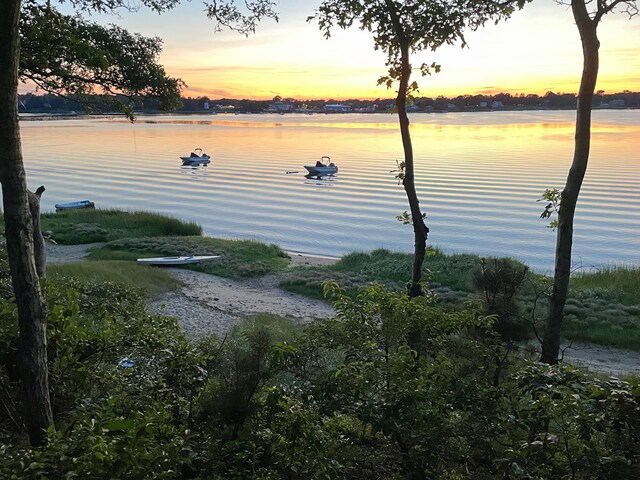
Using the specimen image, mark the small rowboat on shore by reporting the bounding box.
[55,200,95,210]
[136,255,220,266]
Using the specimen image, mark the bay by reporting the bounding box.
[20,110,640,272]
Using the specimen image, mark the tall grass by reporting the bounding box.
[280,248,487,300]
[47,260,180,297]
[41,209,202,244]
[571,266,640,304]
[561,320,640,350]
[88,236,289,278]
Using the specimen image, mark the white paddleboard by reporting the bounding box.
[136,255,220,265]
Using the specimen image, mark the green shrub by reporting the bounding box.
[472,257,530,341]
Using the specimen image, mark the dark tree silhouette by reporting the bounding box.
[541,0,638,364]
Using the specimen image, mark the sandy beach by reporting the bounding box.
[45,243,640,376]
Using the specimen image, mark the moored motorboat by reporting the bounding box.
[55,200,95,210]
[136,255,220,266]
[304,155,338,176]
[180,147,211,166]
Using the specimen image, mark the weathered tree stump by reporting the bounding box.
[27,185,45,278]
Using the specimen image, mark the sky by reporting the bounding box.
[33,0,640,100]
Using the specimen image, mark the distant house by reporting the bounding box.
[203,102,210,110]
[355,104,377,113]
[610,99,626,108]
[267,101,293,113]
[447,103,457,110]
[479,101,488,108]
[491,100,504,109]
[324,104,352,113]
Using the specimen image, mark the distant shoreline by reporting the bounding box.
[17,106,640,121]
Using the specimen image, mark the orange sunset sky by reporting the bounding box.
[33,0,640,100]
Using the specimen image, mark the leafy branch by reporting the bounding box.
[538,188,561,230]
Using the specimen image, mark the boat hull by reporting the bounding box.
[137,255,220,266]
[304,165,338,176]
[55,200,95,210]
[181,156,211,166]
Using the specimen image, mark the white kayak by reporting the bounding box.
[136,255,220,265]
[55,200,95,210]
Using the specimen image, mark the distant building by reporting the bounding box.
[267,101,293,113]
[491,100,504,109]
[479,101,488,108]
[447,103,457,110]
[355,104,377,113]
[610,99,626,108]
[324,104,352,113]
[203,101,210,110]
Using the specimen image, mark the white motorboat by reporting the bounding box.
[304,156,338,176]
[55,200,95,210]
[137,255,220,266]
[180,148,211,166]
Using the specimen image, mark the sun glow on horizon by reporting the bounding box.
[21,1,640,101]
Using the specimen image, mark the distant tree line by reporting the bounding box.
[18,89,640,114]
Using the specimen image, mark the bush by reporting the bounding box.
[473,257,530,341]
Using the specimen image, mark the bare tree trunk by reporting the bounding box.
[385,0,429,298]
[28,186,46,278]
[0,0,53,445]
[541,0,599,364]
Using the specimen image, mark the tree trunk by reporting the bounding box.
[541,0,599,364]
[385,0,429,298]
[0,0,53,445]
[28,186,47,278]
[397,45,429,298]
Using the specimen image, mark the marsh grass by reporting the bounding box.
[41,209,202,244]
[280,250,640,350]
[557,267,640,348]
[561,321,640,350]
[89,236,289,278]
[47,260,180,297]
[571,266,640,305]
[279,248,481,302]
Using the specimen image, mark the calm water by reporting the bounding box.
[20,111,640,272]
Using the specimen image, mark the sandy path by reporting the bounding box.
[148,269,334,339]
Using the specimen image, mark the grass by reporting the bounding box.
[41,209,202,244]
[561,320,640,350]
[571,266,640,305]
[279,249,640,350]
[88,236,289,278]
[47,260,181,297]
[556,266,640,348]
[279,248,483,303]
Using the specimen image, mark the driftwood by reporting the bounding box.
[27,185,45,278]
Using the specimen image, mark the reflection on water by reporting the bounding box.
[303,173,338,190]
[19,111,640,271]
